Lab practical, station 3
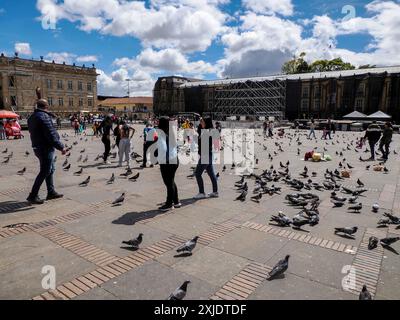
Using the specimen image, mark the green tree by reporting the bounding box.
[281,52,310,74]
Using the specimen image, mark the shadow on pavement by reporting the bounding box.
[0,201,34,215]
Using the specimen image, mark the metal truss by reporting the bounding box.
[212,79,286,120]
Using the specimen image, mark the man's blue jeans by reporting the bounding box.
[195,159,218,194]
[29,148,56,198]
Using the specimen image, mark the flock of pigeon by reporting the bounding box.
[1,127,400,300]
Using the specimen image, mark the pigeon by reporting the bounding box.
[270,211,291,227]
[357,179,364,187]
[129,173,140,181]
[359,285,372,300]
[74,168,83,175]
[107,173,115,184]
[2,157,10,164]
[331,200,345,208]
[176,236,199,254]
[112,193,125,205]
[380,237,400,247]
[168,281,190,300]
[348,203,362,213]
[292,217,309,230]
[368,237,379,250]
[2,148,8,154]
[122,233,143,248]
[63,164,71,171]
[79,176,90,187]
[120,168,133,177]
[25,151,30,157]
[235,190,247,202]
[251,193,262,203]
[17,167,26,175]
[334,226,358,236]
[267,255,290,280]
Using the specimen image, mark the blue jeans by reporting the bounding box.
[195,159,218,194]
[29,148,56,198]
[308,129,316,139]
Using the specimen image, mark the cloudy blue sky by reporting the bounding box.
[0,0,399,96]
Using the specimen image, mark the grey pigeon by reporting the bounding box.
[267,255,290,280]
[380,237,400,247]
[348,203,362,213]
[177,236,199,254]
[122,233,143,248]
[74,168,83,175]
[368,236,379,250]
[112,193,125,205]
[235,190,247,202]
[334,226,358,236]
[79,176,90,187]
[107,173,115,184]
[17,167,26,175]
[359,285,372,300]
[168,281,190,300]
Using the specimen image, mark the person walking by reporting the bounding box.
[157,117,180,212]
[118,121,135,168]
[99,116,113,164]
[363,121,382,161]
[27,89,66,204]
[263,120,268,138]
[268,121,274,138]
[325,118,334,140]
[379,122,393,161]
[141,123,157,168]
[194,117,219,199]
[308,119,316,139]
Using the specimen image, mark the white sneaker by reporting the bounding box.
[208,192,219,198]
[194,193,207,199]
[104,160,111,165]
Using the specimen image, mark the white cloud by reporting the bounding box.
[15,43,32,56]
[45,52,76,64]
[36,0,228,52]
[76,55,98,63]
[242,0,294,16]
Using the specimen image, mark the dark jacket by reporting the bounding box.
[28,109,64,151]
[381,127,393,144]
[364,123,382,142]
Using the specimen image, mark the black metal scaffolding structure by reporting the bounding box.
[212,79,286,120]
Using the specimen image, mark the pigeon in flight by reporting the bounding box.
[79,176,91,187]
[267,255,290,281]
[122,233,143,249]
[176,236,199,254]
[168,281,190,300]
[359,285,372,300]
[112,193,125,205]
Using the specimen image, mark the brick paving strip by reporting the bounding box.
[242,221,358,255]
[210,262,272,300]
[35,226,120,267]
[345,228,387,298]
[31,235,187,300]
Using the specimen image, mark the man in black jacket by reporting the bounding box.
[363,121,382,161]
[27,98,66,204]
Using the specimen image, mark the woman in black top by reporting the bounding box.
[99,116,113,164]
[157,117,181,212]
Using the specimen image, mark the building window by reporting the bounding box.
[68,81,73,91]
[88,98,93,107]
[355,98,364,111]
[357,83,365,96]
[79,98,84,107]
[78,81,83,91]
[10,96,17,106]
[48,97,53,106]
[314,86,321,98]
[69,97,74,107]
[313,99,320,110]
[58,97,64,107]
[57,80,63,90]
[47,79,52,89]
[301,99,309,111]
[9,76,15,87]
[87,82,92,92]
[302,86,310,98]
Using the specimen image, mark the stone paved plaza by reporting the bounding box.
[0,126,399,300]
